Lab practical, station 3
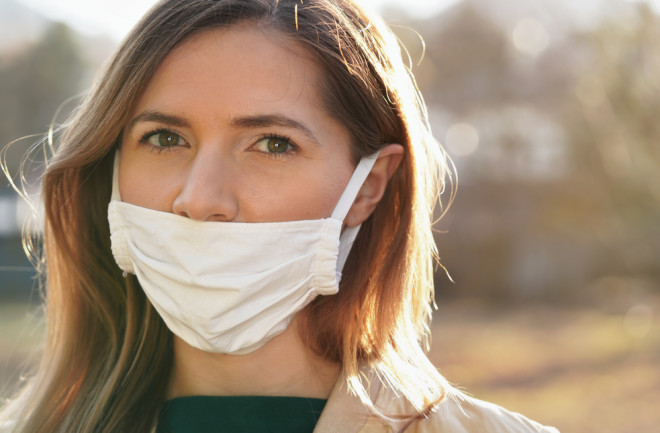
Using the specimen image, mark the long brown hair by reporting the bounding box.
[1,1,454,431]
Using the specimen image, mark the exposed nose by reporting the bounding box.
[172,150,238,222]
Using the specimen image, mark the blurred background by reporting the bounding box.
[1,0,658,431]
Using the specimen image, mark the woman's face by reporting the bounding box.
[119,25,355,223]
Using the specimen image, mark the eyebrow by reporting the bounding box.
[126,110,190,132]
[229,114,319,145]
[126,110,320,145]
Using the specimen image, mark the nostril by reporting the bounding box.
[172,193,238,222]
[204,213,231,222]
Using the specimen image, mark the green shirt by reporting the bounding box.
[157,396,327,433]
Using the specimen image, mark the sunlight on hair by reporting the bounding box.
[512,17,549,57]
[445,122,479,157]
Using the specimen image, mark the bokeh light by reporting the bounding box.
[445,122,480,157]
[512,17,550,56]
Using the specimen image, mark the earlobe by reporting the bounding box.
[344,143,404,227]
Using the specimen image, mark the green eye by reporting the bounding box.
[256,136,293,154]
[152,131,181,147]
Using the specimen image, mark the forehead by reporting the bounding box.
[134,25,326,118]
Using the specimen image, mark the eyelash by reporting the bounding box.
[138,128,187,154]
[136,129,299,157]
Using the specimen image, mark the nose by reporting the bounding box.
[172,151,238,222]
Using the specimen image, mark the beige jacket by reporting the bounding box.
[314,369,559,433]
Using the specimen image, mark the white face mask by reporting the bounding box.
[107,150,379,354]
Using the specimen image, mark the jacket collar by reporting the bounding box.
[314,367,384,433]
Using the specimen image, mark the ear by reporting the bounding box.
[344,144,404,227]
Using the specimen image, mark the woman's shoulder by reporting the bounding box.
[423,392,558,433]
[377,387,559,433]
[317,367,559,433]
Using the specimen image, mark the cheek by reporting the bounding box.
[273,171,351,221]
[235,167,345,222]
[118,160,179,212]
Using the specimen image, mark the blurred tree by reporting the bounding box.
[389,1,660,302]
[403,2,511,115]
[1,21,88,300]
[0,21,86,188]
[561,2,660,285]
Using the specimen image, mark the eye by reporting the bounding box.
[139,129,186,149]
[254,135,295,155]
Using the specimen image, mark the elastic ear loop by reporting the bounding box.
[111,149,122,202]
[332,151,381,275]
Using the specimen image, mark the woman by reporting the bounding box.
[1,0,558,432]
